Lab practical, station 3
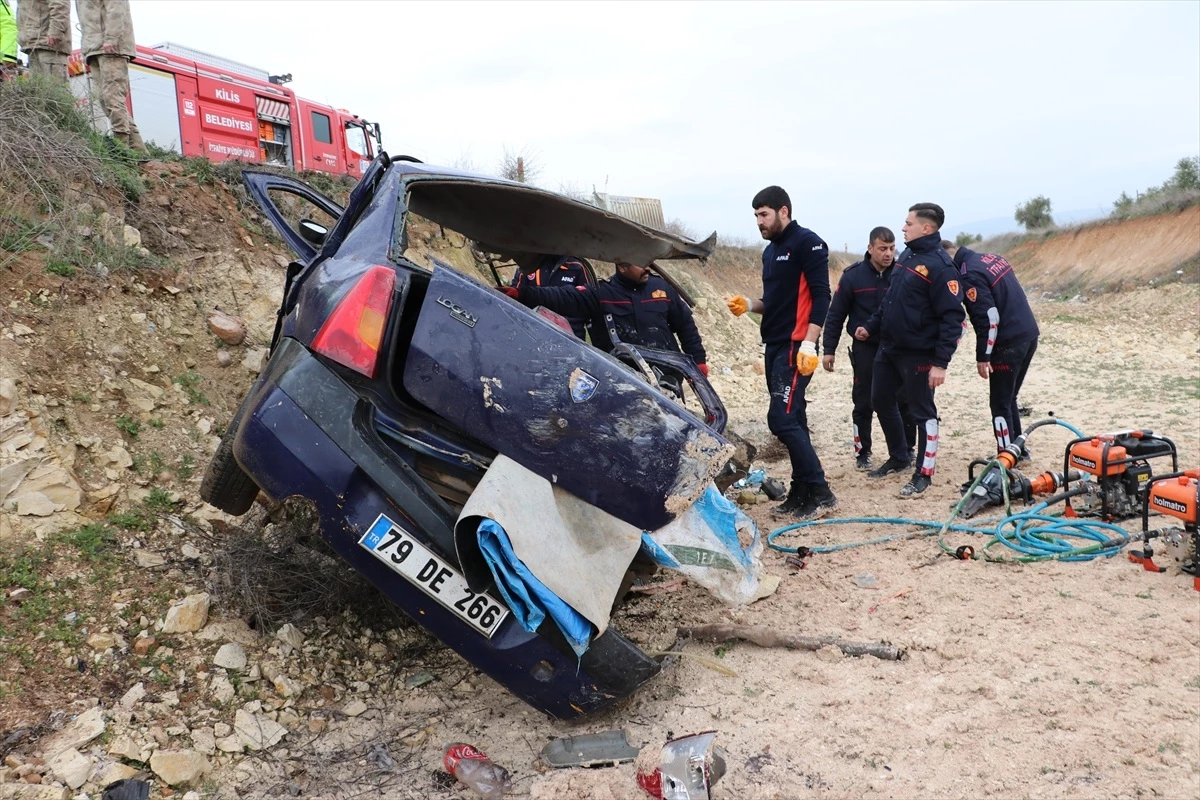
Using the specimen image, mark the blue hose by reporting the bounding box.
[767,418,1131,563]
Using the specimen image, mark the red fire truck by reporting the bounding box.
[69,41,381,179]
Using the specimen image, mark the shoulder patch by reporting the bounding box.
[947,280,960,296]
[966,287,977,302]
[652,289,667,299]
[811,243,824,251]
[915,265,929,277]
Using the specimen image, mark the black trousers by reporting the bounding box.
[989,337,1038,450]
[765,342,825,485]
[850,341,915,459]
[872,349,940,476]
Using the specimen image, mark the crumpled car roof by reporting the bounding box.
[399,165,716,265]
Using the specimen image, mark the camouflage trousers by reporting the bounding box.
[87,53,143,150]
[28,48,68,81]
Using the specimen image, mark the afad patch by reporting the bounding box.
[915,265,929,277]
[947,280,960,296]
[652,289,668,299]
[966,287,978,302]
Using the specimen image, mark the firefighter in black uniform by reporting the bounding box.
[510,253,593,339]
[726,185,837,519]
[857,203,965,497]
[943,242,1040,455]
[506,259,708,376]
[822,226,916,471]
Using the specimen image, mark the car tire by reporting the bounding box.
[200,402,260,516]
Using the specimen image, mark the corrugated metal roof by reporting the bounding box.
[149,42,270,82]
[592,192,666,231]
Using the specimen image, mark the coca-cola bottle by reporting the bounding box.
[442,742,512,799]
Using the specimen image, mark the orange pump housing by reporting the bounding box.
[1069,438,1127,477]
[1148,472,1198,526]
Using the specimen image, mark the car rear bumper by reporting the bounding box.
[232,337,662,719]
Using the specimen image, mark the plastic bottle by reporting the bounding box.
[442,742,512,799]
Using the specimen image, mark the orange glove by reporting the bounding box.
[697,363,709,377]
[498,286,519,299]
[726,295,749,316]
[795,342,818,376]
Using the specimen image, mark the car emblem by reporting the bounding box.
[569,368,598,403]
[437,296,477,328]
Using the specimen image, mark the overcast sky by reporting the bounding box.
[75,1,1200,249]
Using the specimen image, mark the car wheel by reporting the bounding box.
[200,402,260,515]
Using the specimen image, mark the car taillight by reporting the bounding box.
[311,265,395,378]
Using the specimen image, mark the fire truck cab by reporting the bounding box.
[69,41,381,179]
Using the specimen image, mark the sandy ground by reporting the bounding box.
[250,286,1199,800]
[2,167,1197,799]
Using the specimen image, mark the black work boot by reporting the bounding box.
[793,482,838,520]
[775,482,810,516]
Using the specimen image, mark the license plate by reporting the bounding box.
[359,513,509,638]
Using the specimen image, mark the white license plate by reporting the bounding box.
[359,514,509,638]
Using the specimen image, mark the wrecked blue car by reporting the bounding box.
[200,153,734,719]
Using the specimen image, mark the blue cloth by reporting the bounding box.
[639,486,759,569]
[476,519,593,656]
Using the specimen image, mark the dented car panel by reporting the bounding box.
[403,267,730,531]
[204,153,722,719]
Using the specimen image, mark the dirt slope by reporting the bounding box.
[1,166,1198,800]
[998,204,1200,292]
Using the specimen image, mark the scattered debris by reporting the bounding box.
[636,731,727,800]
[541,730,641,769]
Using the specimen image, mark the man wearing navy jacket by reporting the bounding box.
[726,185,837,519]
[857,203,965,497]
[510,254,593,339]
[822,226,915,471]
[943,242,1040,454]
[511,259,707,374]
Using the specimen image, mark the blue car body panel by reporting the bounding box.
[403,268,730,532]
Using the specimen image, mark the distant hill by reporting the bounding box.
[945,207,1110,242]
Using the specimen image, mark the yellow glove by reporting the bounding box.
[726,295,749,316]
[795,341,818,376]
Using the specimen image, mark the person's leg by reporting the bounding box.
[766,342,831,514]
[898,353,940,496]
[868,349,912,472]
[1009,338,1037,441]
[97,54,144,149]
[988,339,1034,451]
[850,342,876,465]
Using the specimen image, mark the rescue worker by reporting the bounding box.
[726,186,837,519]
[942,241,1040,456]
[15,0,70,80]
[856,203,965,497]
[505,258,707,376]
[75,0,145,151]
[509,253,593,339]
[822,226,916,470]
[1,0,18,80]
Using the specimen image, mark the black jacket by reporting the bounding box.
[822,257,894,352]
[512,255,592,338]
[518,271,706,365]
[953,247,1040,362]
[863,231,965,368]
[759,220,831,345]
